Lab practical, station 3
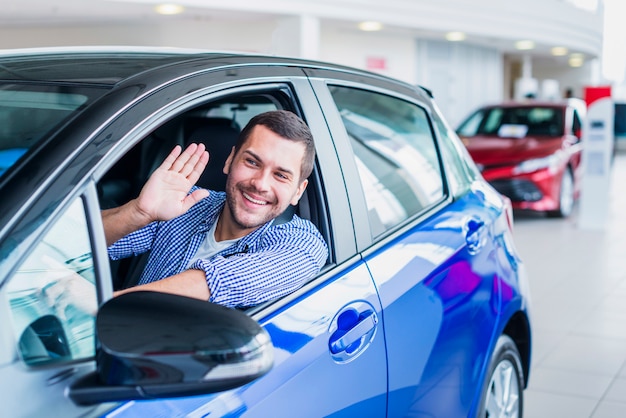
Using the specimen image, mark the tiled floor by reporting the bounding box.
[512,151,626,417]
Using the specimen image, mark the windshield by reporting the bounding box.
[457,106,564,138]
[0,83,108,178]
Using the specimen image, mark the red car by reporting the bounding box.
[456,100,586,217]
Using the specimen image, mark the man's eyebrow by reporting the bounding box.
[243,150,295,177]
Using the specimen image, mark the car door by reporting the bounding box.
[311,79,509,417]
[0,185,116,418]
[85,69,388,417]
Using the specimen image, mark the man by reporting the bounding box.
[104,110,328,308]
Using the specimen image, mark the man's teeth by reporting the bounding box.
[243,192,267,205]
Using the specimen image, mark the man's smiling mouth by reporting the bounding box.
[243,192,268,205]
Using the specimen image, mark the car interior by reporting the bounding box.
[97,91,331,292]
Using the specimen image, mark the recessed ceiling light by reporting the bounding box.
[446,31,466,42]
[515,40,535,50]
[358,21,383,32]
[551,46,568,56]
[569,53,585,67]
[155,4,185,15]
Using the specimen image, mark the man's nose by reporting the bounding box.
[250,169,271,191]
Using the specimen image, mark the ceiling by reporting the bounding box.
[0,0,599,69]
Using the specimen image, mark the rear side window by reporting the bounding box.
[329,86,444,236]
[431,106,480,196]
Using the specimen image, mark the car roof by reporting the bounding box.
[0,46,413,89]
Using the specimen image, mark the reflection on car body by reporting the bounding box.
[0,47,531,418]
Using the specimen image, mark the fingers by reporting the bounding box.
[186,145,210,185]
[159,144,183,170]
[169,143,199,174]
[161,143,209,181]
[179,143,209,179]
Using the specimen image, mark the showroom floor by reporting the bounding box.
[513,151,626,418]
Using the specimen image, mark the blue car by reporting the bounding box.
[0,48,531,418]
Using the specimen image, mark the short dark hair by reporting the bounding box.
[235,110,315,181]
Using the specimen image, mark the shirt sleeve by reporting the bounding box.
[107,221,160,260]
[190,220,328,308]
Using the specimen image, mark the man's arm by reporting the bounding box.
[192,220,328,308]
[102,143,210,246]
[113,269,210,300]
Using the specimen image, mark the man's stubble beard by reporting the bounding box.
[225,181,284,230]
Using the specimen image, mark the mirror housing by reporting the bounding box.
[69,291,273,405]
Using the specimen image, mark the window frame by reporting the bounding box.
[309,77,451,249]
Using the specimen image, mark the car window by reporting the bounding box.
[459,106,564,137]
[457,109,486,137]
[4,198,97,367]
[432,106,480,196]
[99,87,333,291]
[0,84,108,179]
[328,85,444,237]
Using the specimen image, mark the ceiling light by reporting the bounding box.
[358,21,383,32]
[155,4,185,15]
[569,53,585,67]
[515,40,535,50]
[445,32,466,42]
[551,46,568,56]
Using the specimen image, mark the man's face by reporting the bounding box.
[221,125,308,238]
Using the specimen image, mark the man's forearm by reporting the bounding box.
[102,199,154,246]
[113,269,210,300]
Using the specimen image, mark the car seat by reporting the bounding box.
[183,116,241,191]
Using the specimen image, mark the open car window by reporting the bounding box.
[98,87,331,293]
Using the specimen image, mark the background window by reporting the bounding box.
[329,86,444,236]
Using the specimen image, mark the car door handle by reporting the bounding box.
[329,308,378,355]
[465,217,486,254]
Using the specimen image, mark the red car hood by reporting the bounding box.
[461,135,564,166]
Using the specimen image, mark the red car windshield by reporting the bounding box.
[458,106,564,138]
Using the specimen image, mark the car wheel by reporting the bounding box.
[478,334,524,418]
[547,168,574,218]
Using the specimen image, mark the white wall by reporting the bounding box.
[320,26,417,85]
[416,40,503,126]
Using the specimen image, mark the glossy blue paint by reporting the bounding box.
[107,184,529,418]
[106,261,388,417]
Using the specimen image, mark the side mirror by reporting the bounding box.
[69,291,273,405]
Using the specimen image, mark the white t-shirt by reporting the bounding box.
[187,215,239,268]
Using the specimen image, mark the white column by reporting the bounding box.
[270,15,320,59]
[514,55,539,99]
[521,54,533,79]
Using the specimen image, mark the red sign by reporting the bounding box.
[584,85,612,107]
[366,57,387,70]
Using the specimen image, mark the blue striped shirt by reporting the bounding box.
[108,190,328,308]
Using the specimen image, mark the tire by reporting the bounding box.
[547,168,574,218]
[477,334,524,418]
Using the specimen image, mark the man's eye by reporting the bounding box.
[246,158,259,166]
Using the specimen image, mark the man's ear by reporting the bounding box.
[290,179,308,206]
[223,147,235,175]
